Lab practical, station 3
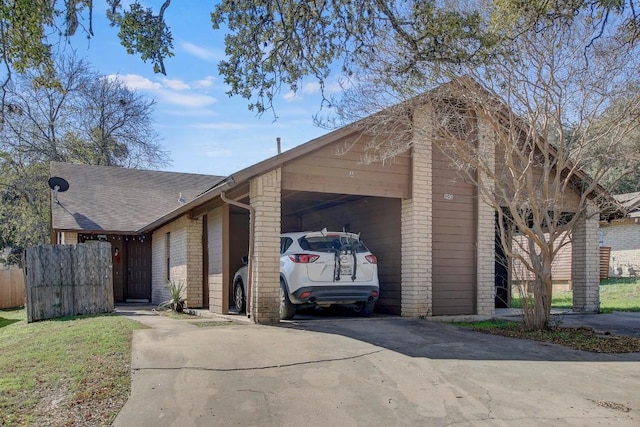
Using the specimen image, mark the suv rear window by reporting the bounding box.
[298,235,369,253]
[280,237,294,254]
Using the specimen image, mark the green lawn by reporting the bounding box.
[0,308,144,426]
[511,277,640,312]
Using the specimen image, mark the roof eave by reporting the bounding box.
[137,124,360,233]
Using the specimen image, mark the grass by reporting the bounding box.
[458,319,640,353]
[0,308,144,426]
[494,278,640,353]
[510,277,640,313]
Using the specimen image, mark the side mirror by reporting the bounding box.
[241,256,248,265]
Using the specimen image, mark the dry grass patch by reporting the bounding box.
[458,319,640,353]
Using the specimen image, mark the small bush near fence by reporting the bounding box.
[24,242,114,322]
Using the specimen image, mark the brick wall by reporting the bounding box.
[572,204,600,312]
[207,207,224,312]
[401,106,433,317]
[601,222,640,277]
[151,214,203,306]
[476,116,496,316]
[250,168,282,323]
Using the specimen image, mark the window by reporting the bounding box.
[280,237,293,254]
[166,232,171,281]
[298,235,369,253]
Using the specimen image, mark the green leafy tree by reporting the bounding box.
[0,156,50,265]
[2,1,639,114]
[0,54,168,261]
[582,96,640,195]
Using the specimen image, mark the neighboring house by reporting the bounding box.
[50,161,222,303]
[51,79,602,322]
[601,192,640,277]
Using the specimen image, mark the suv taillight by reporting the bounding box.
[365,255,377,264]
[289,254,320,263]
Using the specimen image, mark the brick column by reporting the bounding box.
[572,203,600,312]
[476,116,496,316]
[401,106,433,317]
[250,168,282,323]
[185,217,203,308]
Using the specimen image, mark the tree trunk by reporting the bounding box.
[524,255,553,330]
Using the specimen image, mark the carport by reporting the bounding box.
[198,129,411,322]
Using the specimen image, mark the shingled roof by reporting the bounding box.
[50,162,224,233]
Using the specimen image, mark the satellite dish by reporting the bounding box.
[48,177,69,204]
[48,176,69,192]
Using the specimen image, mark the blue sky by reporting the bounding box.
[74,0,340,176]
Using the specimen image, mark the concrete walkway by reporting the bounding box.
[113,308,640,426]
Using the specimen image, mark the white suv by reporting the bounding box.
[233,230,380,320]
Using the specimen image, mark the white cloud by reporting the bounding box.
[326,79,350,93]
[283,91,302,102]
[164,108,219,118]
[302,82,320,95]
[302,79,348,95]
[162,78,190,90]
[109,73,216,108]
[194,76,216,88]
[157,91,217,108]
[110,74,162,90]
[181,42,219,61]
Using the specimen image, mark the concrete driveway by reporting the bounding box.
[113,309,640,426]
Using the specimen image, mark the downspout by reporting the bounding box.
[220,192,255,319]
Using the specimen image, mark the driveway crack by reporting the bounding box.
[134,349,384,372]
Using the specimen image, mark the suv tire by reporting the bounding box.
[234,280,245,313]
[279,279,296,320]
[353,300,375,317]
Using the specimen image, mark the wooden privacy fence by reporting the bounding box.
[599,247,611,280]
[24,242,113,322]
[0,268,25,309]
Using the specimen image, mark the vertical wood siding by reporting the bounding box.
[207,207,224,312]
[511,232,573,287]
[431,146,477,315]
[282,134,411,198]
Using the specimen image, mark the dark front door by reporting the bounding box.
[112,241,125,302]
[126,237,152,301]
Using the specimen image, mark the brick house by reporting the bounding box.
[51,80,602,322]
[50,161,222,303]
[601,192,640,277]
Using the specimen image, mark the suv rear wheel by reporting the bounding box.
[353,300,375,317]
[279,279,296,320]
[234,280,245,313]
